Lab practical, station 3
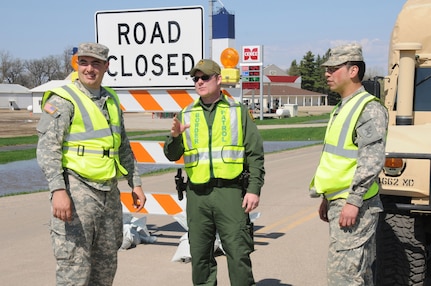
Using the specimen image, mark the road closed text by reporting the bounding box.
[107,22,194,79]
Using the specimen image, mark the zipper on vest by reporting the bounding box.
[208,123,214,178]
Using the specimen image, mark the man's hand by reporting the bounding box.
[170,114,190,137]
[52,189,72,222]
[339,203,359,228]
[132,186,146,212]
[318,198,329,222]
[242,193,259,213]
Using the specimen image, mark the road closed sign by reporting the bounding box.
[95,6,204,88]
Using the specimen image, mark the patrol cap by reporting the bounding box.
[322,43,364,67]
[77,42,109,61]
[190,59,221,76]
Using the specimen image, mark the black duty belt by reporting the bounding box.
[188,176,241,191]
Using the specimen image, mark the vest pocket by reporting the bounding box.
[221,145,245,164]
[184,148,199,167]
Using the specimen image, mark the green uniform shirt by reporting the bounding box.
[164,94,265,195]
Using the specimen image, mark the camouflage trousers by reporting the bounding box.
[50,175,123,286]
[326,196,382,286]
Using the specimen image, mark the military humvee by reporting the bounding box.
[368,0,431,284]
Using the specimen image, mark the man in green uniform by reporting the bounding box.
[36,42,146,286]
[164,59,265,286]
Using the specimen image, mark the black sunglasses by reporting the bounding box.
[192,74,215,83]
[325,63,348,74]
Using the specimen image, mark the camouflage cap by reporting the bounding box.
[77,42,109,61]
[190,59,221,76]
[322,43,364,67]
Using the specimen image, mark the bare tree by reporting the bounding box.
[0,46,76,88]
[25,59,48,88]
[61,46,75,76]
[43,47,76,81]
[44,55,64,80]
[5,58,26,84]
[0,50,14,83]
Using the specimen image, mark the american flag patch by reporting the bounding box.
[44,102,58,114]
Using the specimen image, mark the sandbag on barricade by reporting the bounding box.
[120,213,157,250]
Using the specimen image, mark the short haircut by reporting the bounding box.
[346,61,366,81]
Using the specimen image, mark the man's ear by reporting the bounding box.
[349,65,359,79]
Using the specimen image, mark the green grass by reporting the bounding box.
[0,135,39,147]
[1,149,37,164]
[254,113,330,125]
[260,127,326,141]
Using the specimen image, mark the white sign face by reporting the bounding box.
[95,6,204,88]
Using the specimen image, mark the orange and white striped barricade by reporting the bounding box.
[117,88,238,112]
[121,192,186,216]
[117,89,198,112]
[129,141,184,165]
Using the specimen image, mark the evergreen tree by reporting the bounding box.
[296,48,341,105]
[314,54,326,93]
[299,51,316,91]
[287,60,300,76]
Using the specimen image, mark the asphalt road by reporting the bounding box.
[0,145,329,286]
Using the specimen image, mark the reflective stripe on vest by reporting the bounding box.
[42,84,128,181]
[311,92,380,201]
[181,95,244,184]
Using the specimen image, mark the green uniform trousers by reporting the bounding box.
[186,185,255,286]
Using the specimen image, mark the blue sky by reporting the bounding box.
[1,0,406,73]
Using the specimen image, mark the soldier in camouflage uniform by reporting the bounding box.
[309,43,388,285]
[36,43,146,286]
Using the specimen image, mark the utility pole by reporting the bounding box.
[208,0,213,60]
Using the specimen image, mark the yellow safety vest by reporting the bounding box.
[310,92,380,201]
[181,95,245,184]
[42,84,128,181]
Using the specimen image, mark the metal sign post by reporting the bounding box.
[240,45,263,120]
